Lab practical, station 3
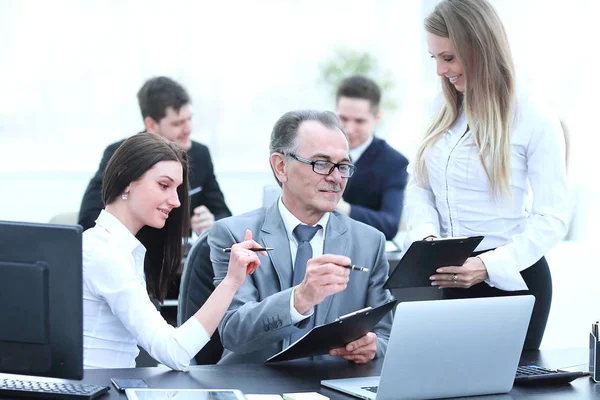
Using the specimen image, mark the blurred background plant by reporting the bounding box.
[319,47,398,112]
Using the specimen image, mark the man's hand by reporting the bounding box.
[294,254,350,314]
[191,206,215,235]
[329,332,377,363]
[336,199,351,216]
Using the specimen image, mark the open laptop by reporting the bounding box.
[321,295,534,400]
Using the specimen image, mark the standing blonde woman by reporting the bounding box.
[404,0,568,349]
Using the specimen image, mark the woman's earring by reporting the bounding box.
[121,193,128,200]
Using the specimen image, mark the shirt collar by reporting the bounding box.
[349,135,374,163]
[448,107,469,136]
[277,197,330,241]
[95,209,145,255]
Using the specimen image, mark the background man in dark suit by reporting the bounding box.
[335,75,409,240]
[78,76,231,233]
[209,110,393,364]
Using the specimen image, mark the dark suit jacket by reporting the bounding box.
[344,137,409,240]
[209,203,394,364]
[78,135,231,231]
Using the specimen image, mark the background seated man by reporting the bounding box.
[209,110,394,364]
[335,75,409,241]
[78,76,231,235]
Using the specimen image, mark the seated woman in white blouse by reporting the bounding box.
[405,0,568,350]
[82,133,265,370]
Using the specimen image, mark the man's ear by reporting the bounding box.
[374,109,383,123]
[270,153,288,184]
[144,116,158,134]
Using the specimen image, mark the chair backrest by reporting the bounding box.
[48,211,79,225]
[178,231,223,364]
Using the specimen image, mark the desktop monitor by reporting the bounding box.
[0,220,83,380]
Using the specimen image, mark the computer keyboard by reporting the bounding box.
[0,378,110,399]
[514,365,588,385]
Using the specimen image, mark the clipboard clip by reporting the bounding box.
[335,306,372,321]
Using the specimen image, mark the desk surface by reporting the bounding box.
[78,348,598,400]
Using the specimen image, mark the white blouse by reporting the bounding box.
[83,210,209,370]
[404,91,569,291]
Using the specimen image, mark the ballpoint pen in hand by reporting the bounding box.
[222,247,274,253]
[222,248,367,272]
[345,265,369,272]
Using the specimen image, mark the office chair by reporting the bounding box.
[48,211,79,225]
[177,231,224,364]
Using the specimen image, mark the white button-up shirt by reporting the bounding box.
[278,198,330,322]
[83,210,209,370]
[349,135,374,163]
[404,91,568,290]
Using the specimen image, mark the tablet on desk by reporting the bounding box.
[125,389,246,400]
[383,236,484,289]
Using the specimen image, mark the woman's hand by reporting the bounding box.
[430,256,489,289]
[223,229,266,288]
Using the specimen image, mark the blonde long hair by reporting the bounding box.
[416,0,515,198]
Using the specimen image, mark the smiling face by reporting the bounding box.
[274,120,350,225]
[427,32,466,93]
[123,160,183,233]
[336,97,381,150]
[146,105,193,150]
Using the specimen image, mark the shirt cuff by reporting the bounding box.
[290,286,313,324]
[478,250,528,291]
[174,316,211,360]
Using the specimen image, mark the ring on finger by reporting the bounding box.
[452,274,458,284]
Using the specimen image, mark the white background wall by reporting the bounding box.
[0,0,598,350]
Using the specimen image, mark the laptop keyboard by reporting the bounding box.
[515,365,587,385]
[361,386,378,394]
[0,378,110,399]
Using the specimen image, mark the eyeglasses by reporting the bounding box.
[287,154,356,178]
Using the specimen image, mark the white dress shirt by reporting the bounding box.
[349,136,374,164]
[404,91,568,291]
[82,210,209,370]
[277,198,330,323]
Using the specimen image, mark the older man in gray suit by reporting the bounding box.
[209,110,393,364]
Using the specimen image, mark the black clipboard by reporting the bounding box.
[265,299,397,363]
[383,236,484,289]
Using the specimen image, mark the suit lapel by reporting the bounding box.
[260,203,293,291]
[316,212,350,324]
[346,138,379,193]
[354,137,380,168]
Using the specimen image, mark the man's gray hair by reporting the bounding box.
[269,110,346,156]
[269,110,347,186]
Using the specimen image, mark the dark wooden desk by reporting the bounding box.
[80,348,598,399]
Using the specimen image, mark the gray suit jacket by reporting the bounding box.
[209,202,394,364]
